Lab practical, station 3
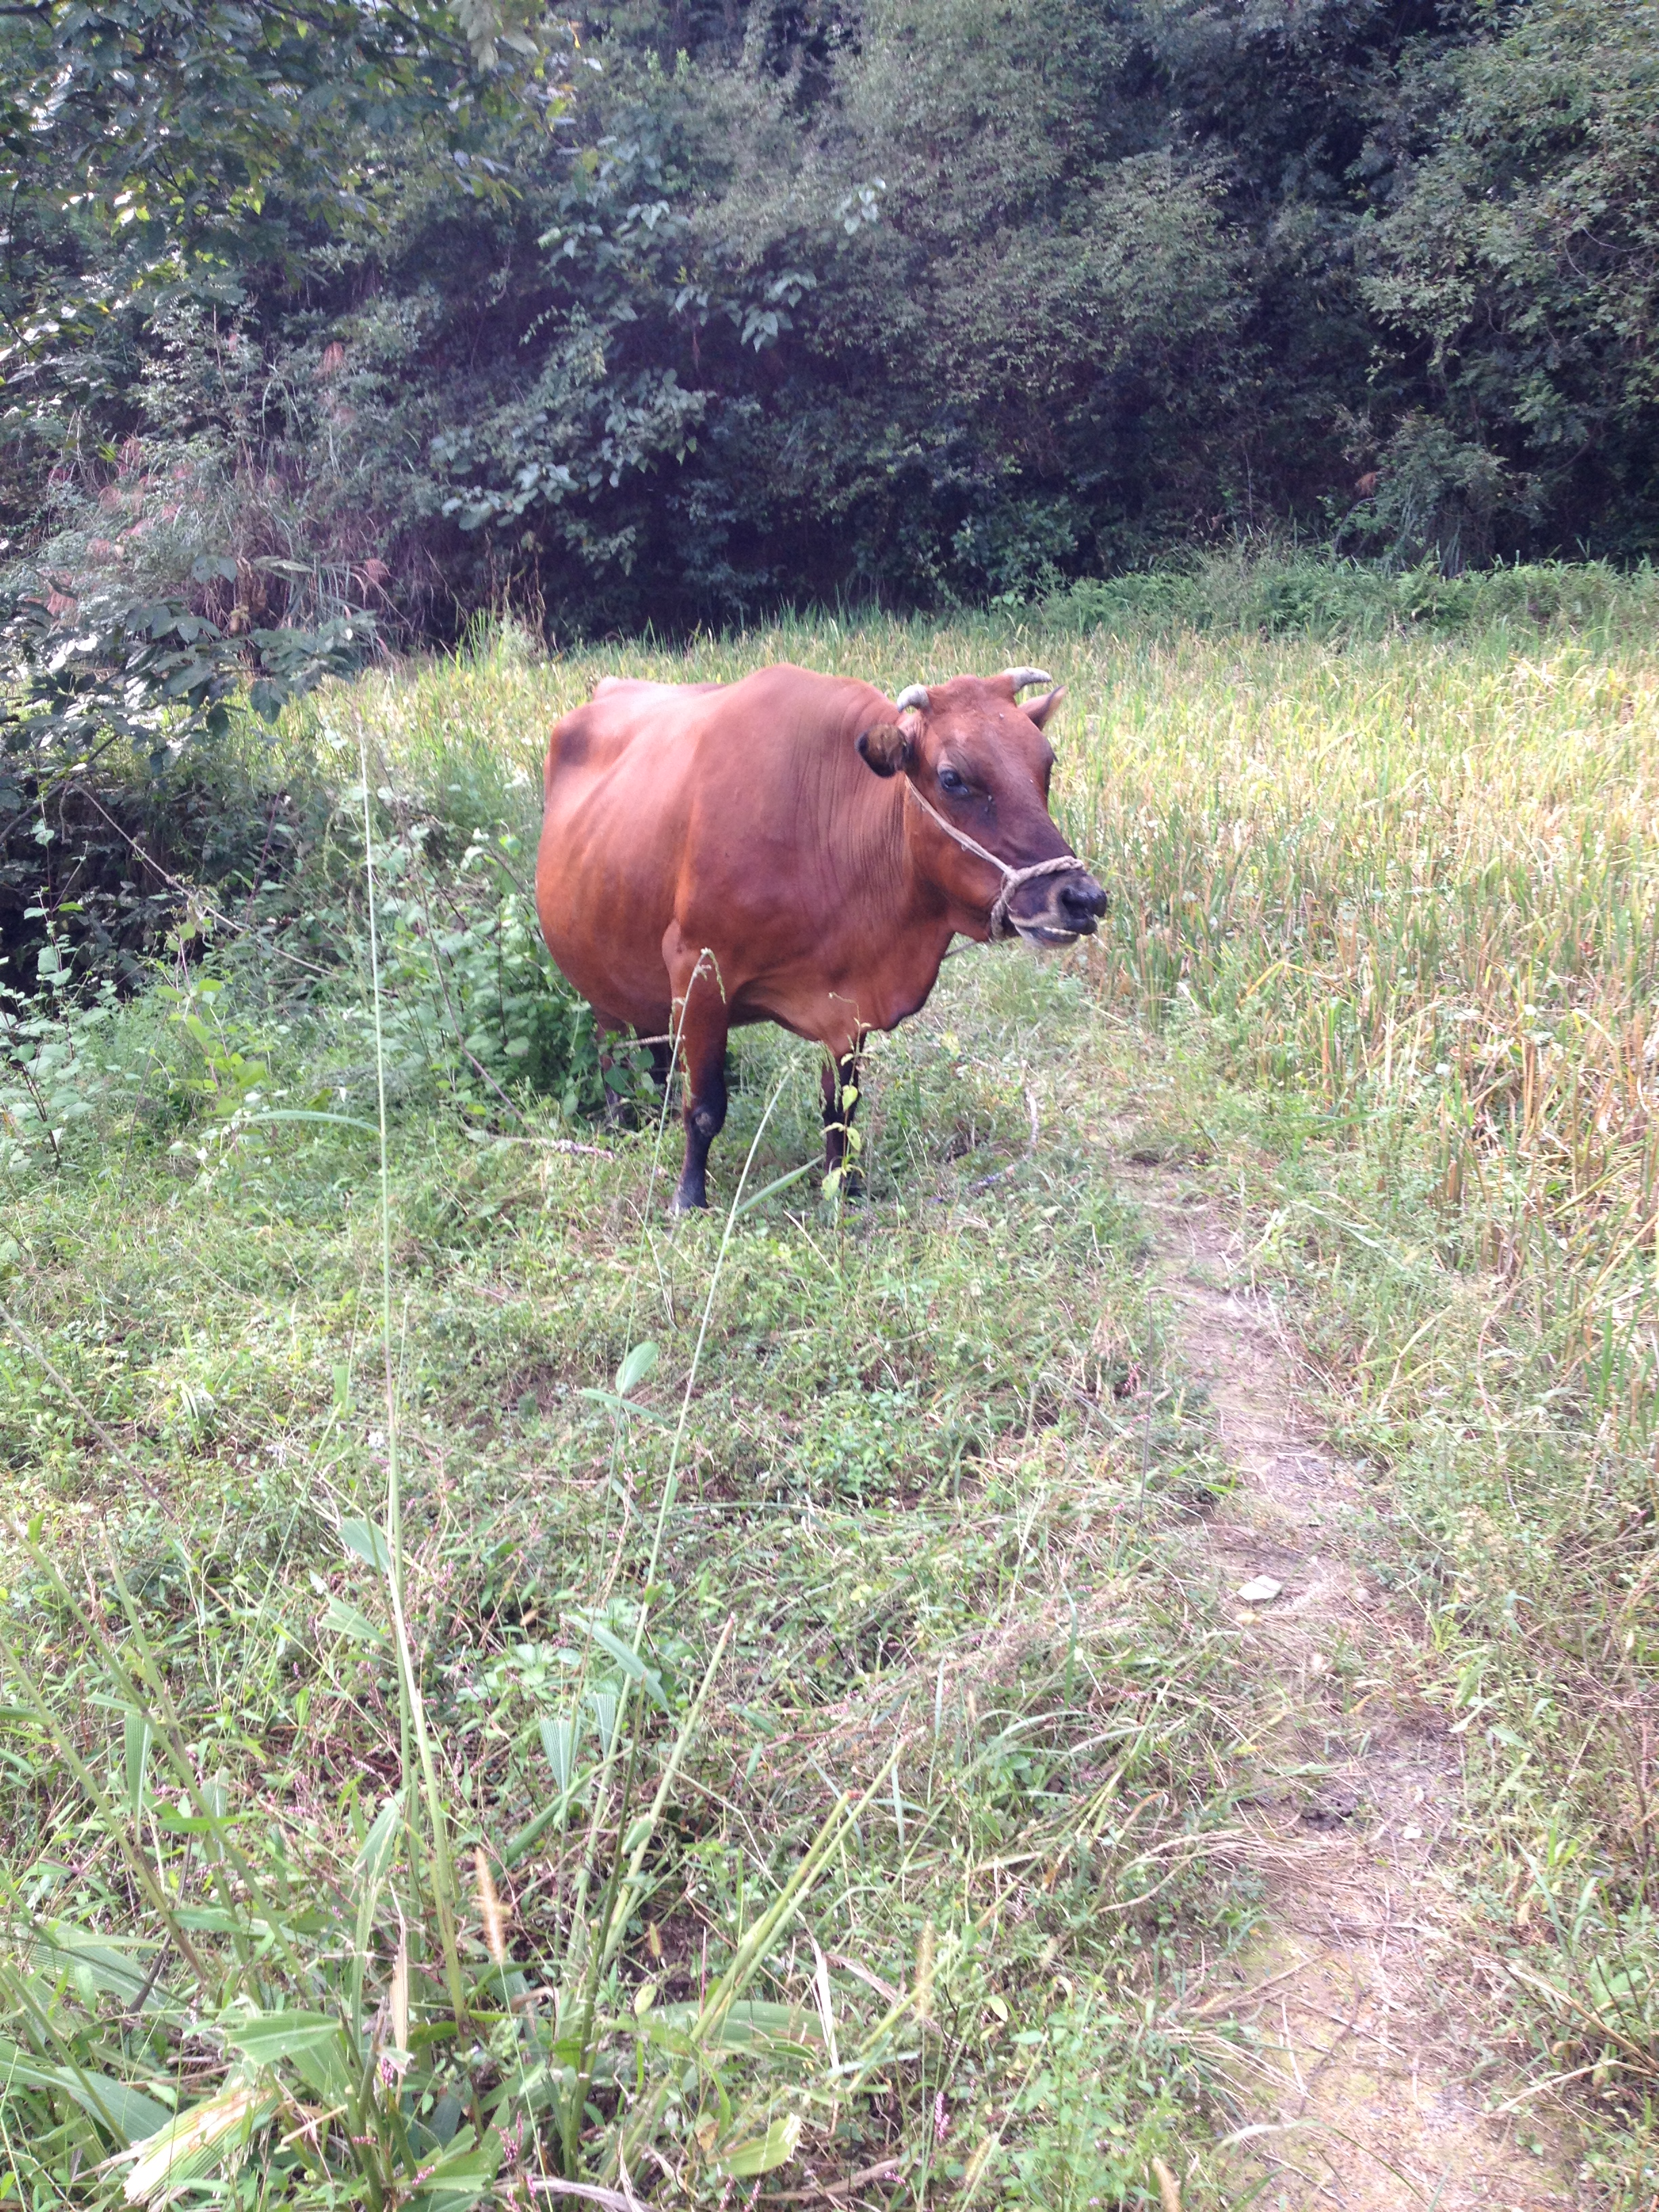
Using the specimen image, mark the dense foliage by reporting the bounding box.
[2,0,1656,656]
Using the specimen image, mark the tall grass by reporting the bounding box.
[1051,622,1659,2189]
[344,615,1659,1469]
[6,590,1659,2201]
[399,602,1659,2181]
[1043,550,1659,644]
[1070,631,1659,1456]
[296,611,1659,2167]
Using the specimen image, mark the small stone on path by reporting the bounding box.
[1236,1574,1283,1603]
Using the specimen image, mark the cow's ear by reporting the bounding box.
[1023,685,1065,731]
[857,722,913,777]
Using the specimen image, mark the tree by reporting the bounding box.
[1359,0,1659,560]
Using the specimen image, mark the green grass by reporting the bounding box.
[3,596,1658,2205]
[0,659,1264,2209]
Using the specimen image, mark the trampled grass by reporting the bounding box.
[2,591,1657,2204]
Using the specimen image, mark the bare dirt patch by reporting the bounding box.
[1130,1164,1580,2212]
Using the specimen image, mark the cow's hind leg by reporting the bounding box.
[664,939,730,1213]
[821,1042,866,1197]
[675,1019,729,1214]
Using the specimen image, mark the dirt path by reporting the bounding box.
[1130,1164,1580,2212]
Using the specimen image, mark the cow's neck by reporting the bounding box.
[861,775,976,1025]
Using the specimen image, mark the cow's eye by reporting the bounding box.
[938,765,970,797]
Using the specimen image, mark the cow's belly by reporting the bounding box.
[537,876,676,1025]
[544,933,672,1032]
[537,810,682,1028]
[543,838,947,1045]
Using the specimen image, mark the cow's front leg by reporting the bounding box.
[821,1042,865,1197]
[665,940,729,1213]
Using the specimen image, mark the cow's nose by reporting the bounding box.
[1059,873,1108,926]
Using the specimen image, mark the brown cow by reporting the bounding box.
[535,661,1106,1211]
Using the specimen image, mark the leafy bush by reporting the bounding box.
[0,964,116,1179]
[371,826,607,1118]
[1002,1997,1193,2209]
[7,0,1659,663]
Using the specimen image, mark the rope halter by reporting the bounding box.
[903,779,1091,941]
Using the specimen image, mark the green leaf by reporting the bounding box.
[222,2010,355,2102]
[647,2001,821,2055]
[341,1517,392,1573]
[124,2081,279,2205]
[589,1687,619,1747]
[153,1803,239,1837]
[354,1790,405,1888]
[123,1708,155,1815]
[577,1387,676,1427]
[586,1621,668,1711]
[79,2071,176,2148]
[32,1926,171,2012]
[615,1340,658,1397]
[411,2124,501,2207]
[716,2112,802,2177]
[222,2010,343,2064]
[248,1109,380,1134]
[0,2037,173,2148]
[539,1711,581,1791]
[322,1594,386,1645]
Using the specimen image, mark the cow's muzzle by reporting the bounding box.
[1012,869,1108,946]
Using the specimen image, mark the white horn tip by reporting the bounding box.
[893,683,930,712]
[1001,666,1054,693]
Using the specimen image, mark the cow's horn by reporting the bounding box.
[1001,666,1053,693]
[894,683,930,712]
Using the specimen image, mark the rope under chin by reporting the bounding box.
[904,779,1090,940]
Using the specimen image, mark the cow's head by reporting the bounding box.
[856,669,1108,944]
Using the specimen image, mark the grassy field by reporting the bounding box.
[1,598,1656,2207]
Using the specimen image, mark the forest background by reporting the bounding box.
[6,0,1658,647]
